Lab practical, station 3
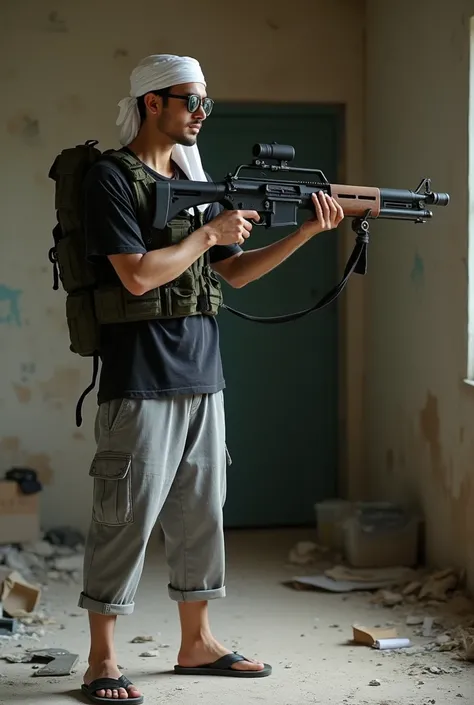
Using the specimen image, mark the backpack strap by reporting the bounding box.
[100,149,153,229]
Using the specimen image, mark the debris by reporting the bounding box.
[406,615,425,626]
[373,590,404,607]
[368,678,381,686]
[131,635,154,643]
[43,526,84,549]
[0,617,18,636]
[21,541,55,558]
[422,617,434,637]
[352,624,398,646]
[29,648,79,676]
[403,581,423,596]
[373,637,411,650]
[436,634,453,645]
[418,569,458,602]
[1,570,41,617]
[455,627,474,662]
[2,653,31,663]
[325,565,415,585]
[139,650,159,658]
[288,541,322,565]
[52,554,83,572]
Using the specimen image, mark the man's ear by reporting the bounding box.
[143,92,162,117]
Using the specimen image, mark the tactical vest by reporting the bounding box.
[48,141,223,360]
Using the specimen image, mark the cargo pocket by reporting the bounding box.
[89,451,133,526]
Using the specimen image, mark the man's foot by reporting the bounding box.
[177,636,265,673]
[83,660,142,700]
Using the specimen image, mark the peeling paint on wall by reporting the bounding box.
[0,285,22,326]
[39,366,81,403]
[12,384,32,404]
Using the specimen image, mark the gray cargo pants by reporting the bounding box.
[78,391,228,616]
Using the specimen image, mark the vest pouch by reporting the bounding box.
[66,290,100,356]
[203,266,224,314]
[95,285,162,324]
[56,232,96,293]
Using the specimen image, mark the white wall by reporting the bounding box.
[365,0,474,589]
[0,0,366,532]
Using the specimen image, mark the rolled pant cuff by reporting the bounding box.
[168,584,226,602]
[78,591,135,616]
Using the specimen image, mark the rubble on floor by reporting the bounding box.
[286,537,474,666]
[0,526,85,648]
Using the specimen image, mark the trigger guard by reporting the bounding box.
[250,216,265,226]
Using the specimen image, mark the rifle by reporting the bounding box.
[155,143,450,324]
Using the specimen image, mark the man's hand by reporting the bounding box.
[203,209,260,247]
[299,191,344,239]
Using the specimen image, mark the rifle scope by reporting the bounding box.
[253,143,295,162]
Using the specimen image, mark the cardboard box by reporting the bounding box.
[0,481,40,544]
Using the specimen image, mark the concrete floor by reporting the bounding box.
[0,528,472,705]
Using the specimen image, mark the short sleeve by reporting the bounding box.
[82,159,147,261]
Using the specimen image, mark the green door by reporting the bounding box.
[197,104,342,528]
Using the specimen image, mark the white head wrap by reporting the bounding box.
[116,54,209,209]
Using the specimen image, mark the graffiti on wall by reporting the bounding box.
[0,285,22,326]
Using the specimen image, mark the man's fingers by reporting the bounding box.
[312,192,324,223]
[239,210,261,222]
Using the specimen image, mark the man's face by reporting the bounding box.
[147,82,211,147]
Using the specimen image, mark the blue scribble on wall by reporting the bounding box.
[0,285,22,326]
[410,252,424,288]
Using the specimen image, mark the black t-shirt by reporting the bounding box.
[82,147,241,404]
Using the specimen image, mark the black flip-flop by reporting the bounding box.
[174,652,272,678]
[81,675,144,703]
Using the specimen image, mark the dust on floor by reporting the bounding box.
[0,528,472,705]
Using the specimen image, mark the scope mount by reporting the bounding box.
[231,142,330,183]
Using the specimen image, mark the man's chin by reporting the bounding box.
[177,134,198,148]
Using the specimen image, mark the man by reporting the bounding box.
[79,54,344,703]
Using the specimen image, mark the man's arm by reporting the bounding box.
[213,191,344,288]
[83,162,256,296]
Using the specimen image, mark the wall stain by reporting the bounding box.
[418,391,473,570]
[6,113,40,146]
[72,431,86,441]
[0,285,22,326]
[114,48,129,58]
[47,11,68,32]
[386,448,394,474]
[39,366,81,403]
[0,436,21,454]
[13,384,31,404]
[57,94,84,115]
[266,18,280,30]
[410,251,424,288]
[24,452,54,484]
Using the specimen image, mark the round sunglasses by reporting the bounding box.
[166,92,214,117]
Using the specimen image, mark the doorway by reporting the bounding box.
[197,103,343,527]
